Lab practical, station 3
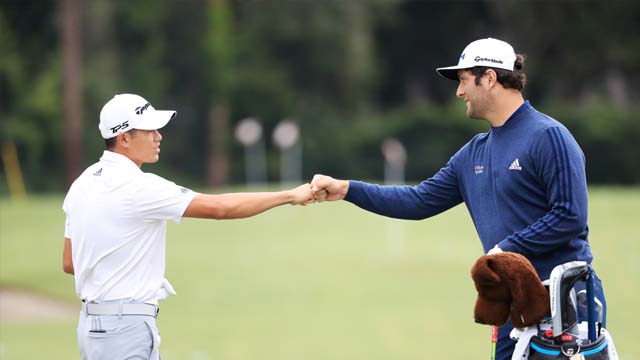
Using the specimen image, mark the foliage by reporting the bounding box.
[1,0,639,192]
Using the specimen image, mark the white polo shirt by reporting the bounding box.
[63,151,197,304]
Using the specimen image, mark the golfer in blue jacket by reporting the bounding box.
[310,38,607,360]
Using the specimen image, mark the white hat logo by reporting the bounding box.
[135,102,151,115]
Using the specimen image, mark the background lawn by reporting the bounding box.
[1,187,638,359]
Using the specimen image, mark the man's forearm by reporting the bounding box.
[63,238,74,274]
[184,191,298,220]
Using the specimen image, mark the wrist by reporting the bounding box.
[339,180,350,198]
[285,190,296,205]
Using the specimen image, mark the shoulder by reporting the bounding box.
[68,162,103,191]
[63,162,102,208]
[135,172,193,197]
[140,172,176,188]
[528,122,583,164]
[528,109,577,144]
[523,106,571,134]
[517,107,582,153]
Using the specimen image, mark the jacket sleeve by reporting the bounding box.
[498,126,589,255]
[344,158,463,220]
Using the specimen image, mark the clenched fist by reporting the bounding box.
[310,174,349,202]
[288,183,316,205]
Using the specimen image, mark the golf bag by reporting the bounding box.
[511,261,618,360]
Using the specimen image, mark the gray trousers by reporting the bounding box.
[77,308,161,360]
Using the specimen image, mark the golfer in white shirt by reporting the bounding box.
[62,93,314,360]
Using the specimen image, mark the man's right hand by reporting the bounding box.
[311,174,349,202]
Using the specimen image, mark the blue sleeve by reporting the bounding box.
[344,159,463,220]
[499,126,588,255]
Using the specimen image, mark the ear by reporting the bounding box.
[471,256,501,286]
[484,69,497,88]
[471,255,511,326]
[117,132,132,148]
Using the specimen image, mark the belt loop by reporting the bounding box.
[117,303,123,319]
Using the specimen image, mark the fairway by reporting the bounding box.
[1,187,638,359]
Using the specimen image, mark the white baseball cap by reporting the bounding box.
[99,94,177,139]
[436,38,517,80]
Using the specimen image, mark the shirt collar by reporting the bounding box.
[510,100,532,120]
[100,150,142,174]
[492,100,532,129]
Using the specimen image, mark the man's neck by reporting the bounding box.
[485,91,525,127]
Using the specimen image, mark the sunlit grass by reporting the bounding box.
[1,187,638,359]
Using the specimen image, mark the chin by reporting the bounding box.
[467,109,483,120]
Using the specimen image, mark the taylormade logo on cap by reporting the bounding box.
[473,56,503,64]
[436,38,517,80]
[99,94,177,139]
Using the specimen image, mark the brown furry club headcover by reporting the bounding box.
[471,252,550,328]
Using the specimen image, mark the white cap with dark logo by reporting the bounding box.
[436,38,516,80]
[99,94,177,139]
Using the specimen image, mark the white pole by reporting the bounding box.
[381,138,407,258]
[382,138,406,185]
[273,119,301,187]
[235,118,267,186]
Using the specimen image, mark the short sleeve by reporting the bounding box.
[64,216,72,238]
[133,174,198,223]
[62,192,72,238]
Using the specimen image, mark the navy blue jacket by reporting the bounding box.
[345,101,593,280]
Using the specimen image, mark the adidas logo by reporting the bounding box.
[508,159,522,171]
[93,168,103,176]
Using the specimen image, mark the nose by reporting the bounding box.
[154,130,162,141]
[456,82,464,98]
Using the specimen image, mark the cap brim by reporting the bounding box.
[134,110,177,131]
[435,65,467,80]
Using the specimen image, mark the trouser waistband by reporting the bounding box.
[82,301,159,318]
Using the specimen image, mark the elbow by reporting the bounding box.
[204,199,243,219]
[576,213,588,231]
[570,207,588,232]
[573,216,588,236]
[205,205,229,220]
[560,210,587,237]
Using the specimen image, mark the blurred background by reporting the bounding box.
[1,0,639,359]
[1,0,639,192]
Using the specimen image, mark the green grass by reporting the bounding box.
[1,187,638,359]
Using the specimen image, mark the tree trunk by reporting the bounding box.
[61,0,83,187]
[207,103,229,187]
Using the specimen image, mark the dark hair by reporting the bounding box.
[104,130,137,149]
[471,54,527,91]
[105,137,117,149]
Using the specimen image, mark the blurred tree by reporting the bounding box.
[61,0,84,187]
[486,0,640,108]
[0,0,63,191]
[80,0,127,164]
[1,0,639,192]
[205,0,234,187]
[230,0,383,180]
